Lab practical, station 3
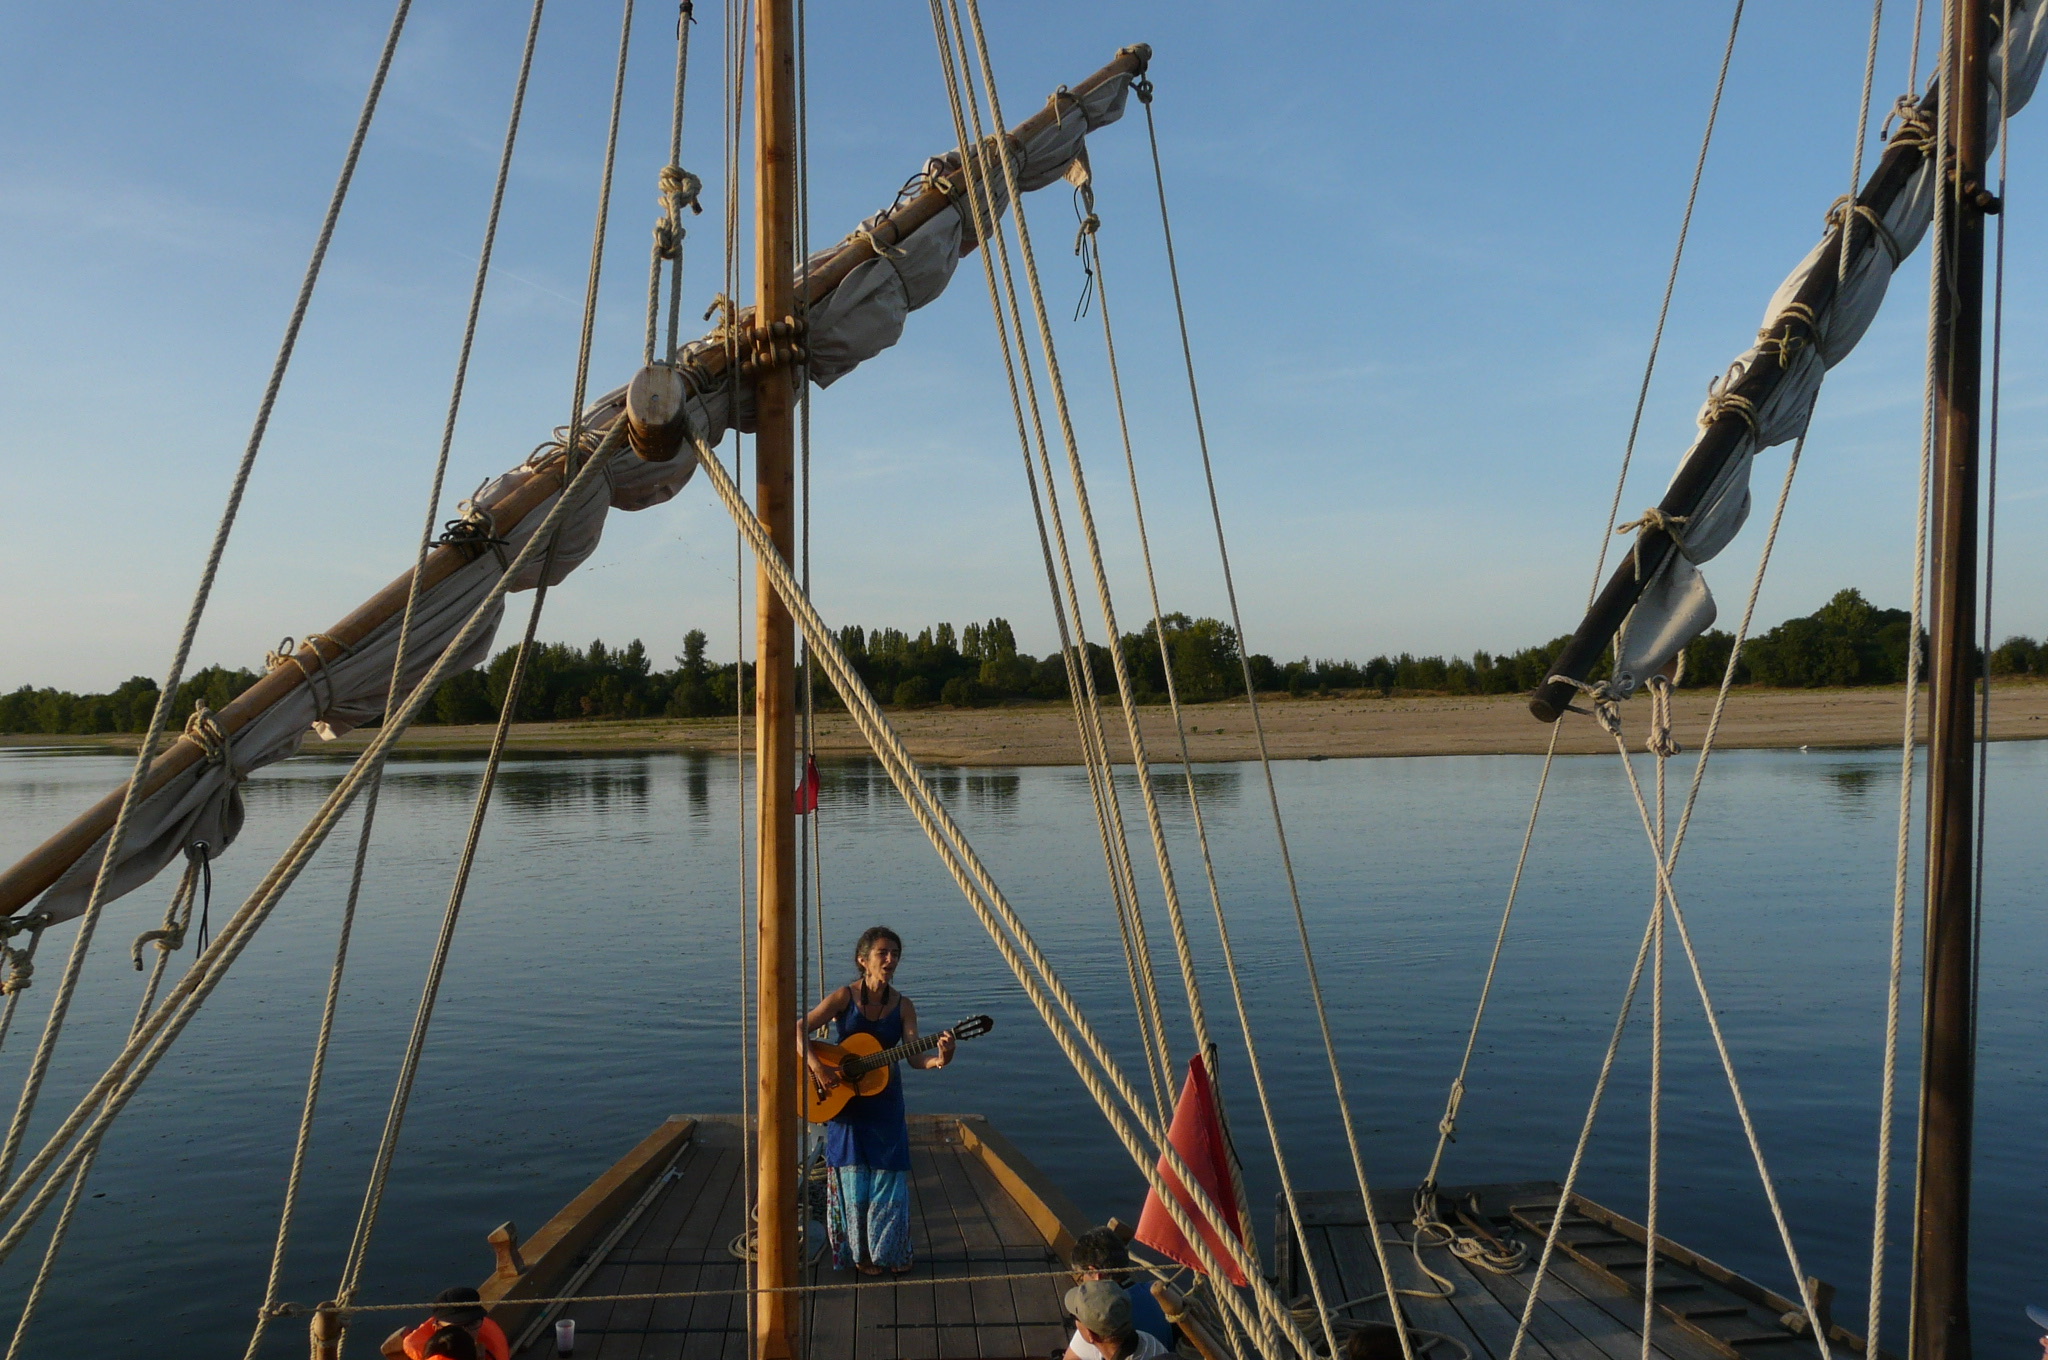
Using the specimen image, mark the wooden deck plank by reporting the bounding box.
[956,1144,1066,1359]
[677,1138,750,1360]
[633,1142,734,1360]
[1427,1224,1641,1360]
[1319,1219,1525,1360]
[891,1151,943,1360]
[915,1142,978,1357]
[930,1138,1025,1359]
[1536,1256,1733,1360]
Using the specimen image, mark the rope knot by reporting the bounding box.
[129,923,186,971]
[183,703,231,765]
[0,946,33,996]
[1756,301,1818,368]
[438,500,509,570]
[1826,193,1903,266]
[1699,382,1760,438]
[1644,669,1685,759]
[264,636,298,672]
[1615,506,1689,580]
[1437,1077,1465,1139]
[1547,675,1623,733]
[1133,73,1155,105]
[1884,94,1935,152]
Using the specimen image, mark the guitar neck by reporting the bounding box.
[845,1030,944,1077]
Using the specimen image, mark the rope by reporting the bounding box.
[1085,195,1357,1360]
[1866,15,1947,1351]
[0,0,417,1194]
[924,2,1176,1133]
[334,0,636,1318]
[0,433,617,1275]
[6,852,201,1359]
[1588,0,1746,593]
[689,426,1317,1358]
[1842,0,1888,286]
[645,2,699,365]
[1130,49,1423,1360]
[239,4,552,1350]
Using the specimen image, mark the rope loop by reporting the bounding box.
[1699,383,1761,438]
[1827,193,1903,266]
[1884,94,1935,151]
[1436,1077,1465,1140]
[1644,672,1684,759]
[1614,506,1690,580]
[1546,675,1623,733]
[128,923,186,972]
[437,500,510,570]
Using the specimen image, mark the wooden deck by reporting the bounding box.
[494,1115,1084,1360]
[1279,1184,1876,1360]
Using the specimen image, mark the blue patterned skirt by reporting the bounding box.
[826,1163,911,1270]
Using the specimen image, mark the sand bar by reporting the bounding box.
[9,682,2047,766]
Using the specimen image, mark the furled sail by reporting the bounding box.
[5,50,1145,926]
[1530,7,2048,718]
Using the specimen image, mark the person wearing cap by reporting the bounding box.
[381,1286,509,1360]
[1062,1278,1169,1360]
[420,1328,479,1360]
[2028,1303,2048,1359]
[1065,1226,1171,1356]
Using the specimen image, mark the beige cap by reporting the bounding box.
[1065,1279,1131,1336]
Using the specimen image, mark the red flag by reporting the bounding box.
[793,756,821,815]
[1135,1056,1248,1285]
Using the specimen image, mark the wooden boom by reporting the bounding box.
[0,42,1151,916]
[1528,81,1940,723]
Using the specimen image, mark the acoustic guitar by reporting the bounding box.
[804,1014,994,1123]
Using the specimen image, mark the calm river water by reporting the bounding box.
[0,739,2042,1355]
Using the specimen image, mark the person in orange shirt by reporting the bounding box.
[380,1287,509,1360]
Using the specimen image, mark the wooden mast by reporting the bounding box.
[751,0,800,1351]
[1913,2,1990,1358]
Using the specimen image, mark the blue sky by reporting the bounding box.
[2,1,2042,691]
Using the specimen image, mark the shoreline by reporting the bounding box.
[7,682,2046,765]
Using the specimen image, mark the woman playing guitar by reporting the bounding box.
[799,925,955,1275]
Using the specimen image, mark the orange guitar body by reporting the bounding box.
[804,1031,892,1123]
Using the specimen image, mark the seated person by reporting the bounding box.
[422,1328,478,1360]
[383,1286,509,1360]
[1063,1279,1168,1360]
[1064,1226,1170,1357]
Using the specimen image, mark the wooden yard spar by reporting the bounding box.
[0,46,1149,925]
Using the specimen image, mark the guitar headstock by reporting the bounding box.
[949,1014,995,1041]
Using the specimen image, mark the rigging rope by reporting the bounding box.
[1131,50,1420,1356]
[333,0,638,1313]
[924,3,1177,1132]
[240,2,553,1349]
[0,0,417,1194]
[4,852,201,1359]
[1081,128,1369,1360]
[688,426,1320,1358]
[0,428,621,1273]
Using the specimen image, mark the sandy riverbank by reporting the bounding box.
[12,682,2047,765]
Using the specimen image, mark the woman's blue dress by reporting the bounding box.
[823,988,912,1269]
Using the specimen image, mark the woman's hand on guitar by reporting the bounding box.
[935,1030,956,1067]
[806,1048,842,1091]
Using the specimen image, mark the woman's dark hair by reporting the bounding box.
[854,926,903,963]
[423,1325,480,1360]
[1070,1225,1134,1285]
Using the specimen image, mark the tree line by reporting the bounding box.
[2,588,2036,736]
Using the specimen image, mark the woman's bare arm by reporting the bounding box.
[901,997,955,1070]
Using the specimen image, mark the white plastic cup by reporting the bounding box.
[555,1318,576,1356]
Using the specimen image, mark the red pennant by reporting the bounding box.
[1135,1056,1248,1285]
[793,756,821,815]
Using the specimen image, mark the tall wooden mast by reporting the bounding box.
[751,0,800,1350]
[1913,2,1991,1358]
